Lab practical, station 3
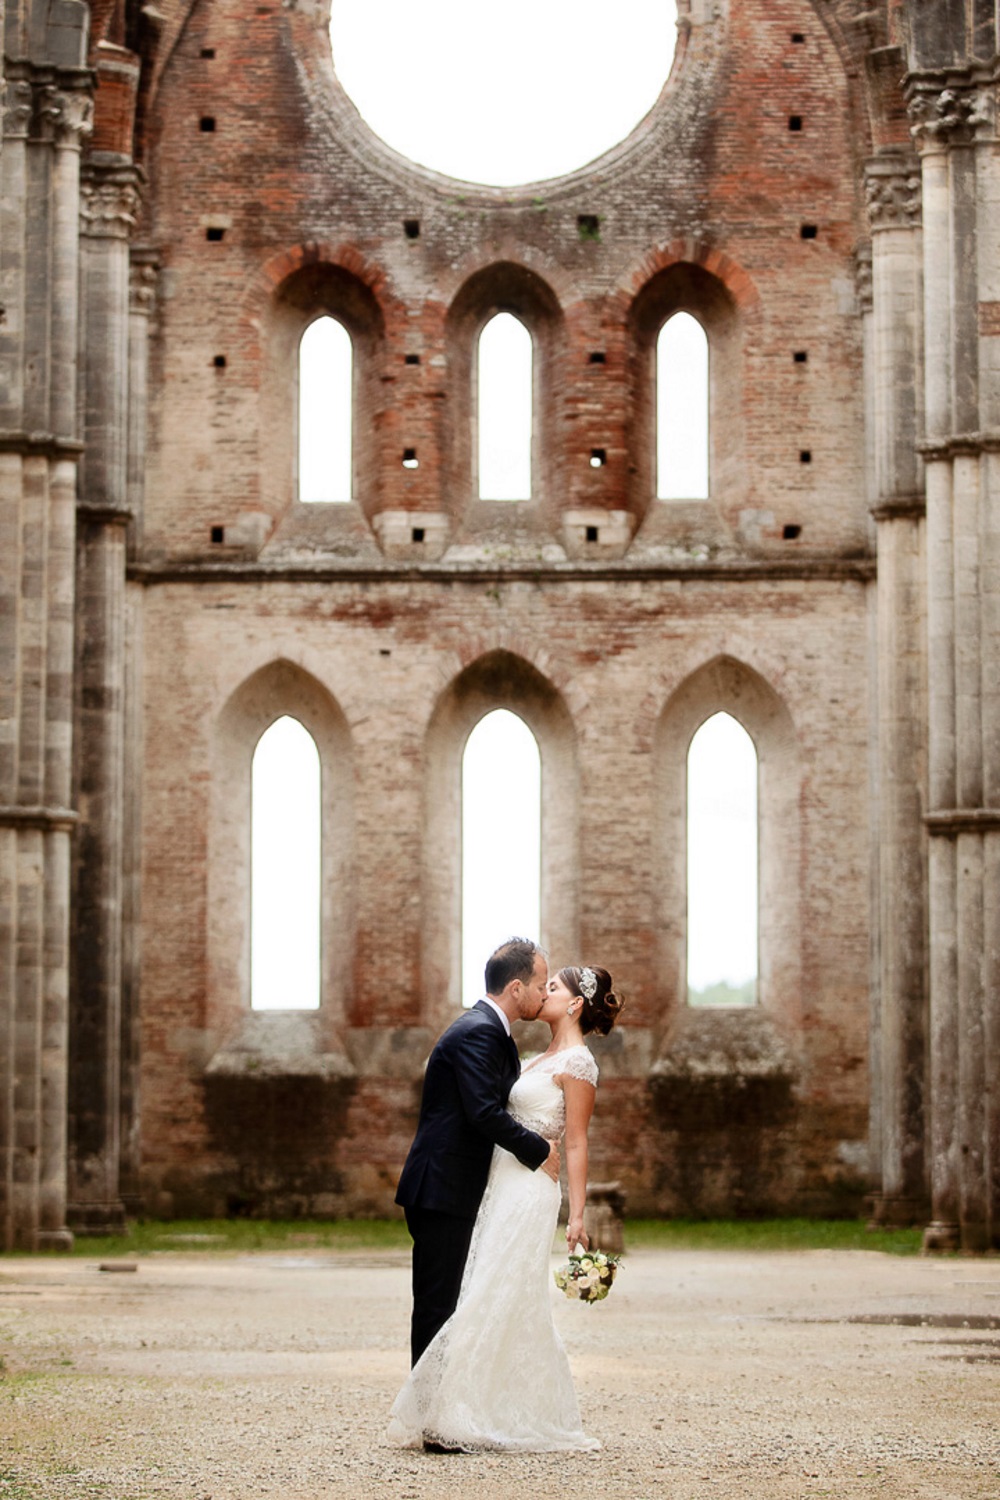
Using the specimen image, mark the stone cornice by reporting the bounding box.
[864,156,922,231]
[129,557,877,587]
[77,503,133,527]
[0,805,78,833]
[926,809,1000,836]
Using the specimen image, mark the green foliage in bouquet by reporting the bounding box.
[553,1249,622,1303]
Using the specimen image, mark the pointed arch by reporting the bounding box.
[209,660,355,1034]
[654,656,801,1025]
[298,315,353,502]
[477,313,533,500]
[423,650,579,1028]
[657,311,709,500]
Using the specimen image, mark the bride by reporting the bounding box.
[388,964,623,1453]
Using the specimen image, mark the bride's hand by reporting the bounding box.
[566,1218,589,1251]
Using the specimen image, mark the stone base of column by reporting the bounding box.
[66,1201,128,1236]
[866,1192,928,1228]
[35,1230,74,1253]
[922,1219,961,1252]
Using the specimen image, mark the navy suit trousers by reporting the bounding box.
[404,1204,477,1367]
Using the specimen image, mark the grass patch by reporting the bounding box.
[625,1217,923,1255]
[63,1217,412,1259]
[0,1216,918,1259]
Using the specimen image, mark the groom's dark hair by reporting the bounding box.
[485,938,542,997]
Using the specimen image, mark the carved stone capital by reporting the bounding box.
[864,157,922,231]
[907,77,995,149]
[53,87,94,150]
[129,255,159,316]
[854,242,873,314]
[2,76,35,139]
[80,164,143,240]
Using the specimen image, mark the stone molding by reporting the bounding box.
[80,162,143,241]
[0,430,85,458]
[917,431,1000,460]
[906,72,997,149]
[925,809,1000,836]
[0,804,78,832]
[870,494,925,521]
[129,556,878,586]
[864,157,922,231]
[76,502,133,527]
[129,249,160,316]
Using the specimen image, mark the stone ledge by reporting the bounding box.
[205,1011,355,1081]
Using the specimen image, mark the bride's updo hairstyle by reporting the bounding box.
[558,966,624,1037]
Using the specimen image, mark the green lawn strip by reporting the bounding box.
[0,1216,926,1259]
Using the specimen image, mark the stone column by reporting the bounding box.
[67,159,140,1235]
[910,77,1000,1251]
[864,155,929,1225]
[0,64,90,1251]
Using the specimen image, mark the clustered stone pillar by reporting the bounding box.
[910,77,1000,1252]
[66,159,141,1235]
[864,154,929,1226]
[0,59,91,1251]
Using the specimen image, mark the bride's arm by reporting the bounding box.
[560,1075,596,1250]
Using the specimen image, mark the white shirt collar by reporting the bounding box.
[480,996,511,1037]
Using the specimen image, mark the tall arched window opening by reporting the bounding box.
[686,712,757,1006]
[478,313,532,500]
[251,715,322,1010]
[657,311,709,500]
[462,710,541,1005]
[298,315,352,503]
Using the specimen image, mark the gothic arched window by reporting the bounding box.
[657,311,709,500]
[478,312,533,500]
[462,710,541,1004]
[686,711,757,1006]
[251,715,322,1010]
[298,315,352,503]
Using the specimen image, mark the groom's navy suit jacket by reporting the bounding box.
[395,1000,550,1220]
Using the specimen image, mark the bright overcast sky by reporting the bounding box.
[331,0,679,185]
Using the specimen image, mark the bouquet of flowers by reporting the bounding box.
[553,1249,622,1303]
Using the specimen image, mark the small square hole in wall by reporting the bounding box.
[791,32,805,43]
[411,527,425,543]
[589,351,606,364]
[783,524,802,540]
[200,47,216,58]
[403,219,420,239]
[404,353,421,365]
[200,116,216,132]
[210,526,225,543]
[590,449,606,468]
[206,226,225,242]
[379,648,391,657]
[213,354,227,369]
[585,525,599,543]
[793,351,808,363]
[800,450,812,464]
[788,115,803,132]
[800,224,818,240]
[402,448,419,469]
[577,214,601,241]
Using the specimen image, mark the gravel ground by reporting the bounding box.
[1,1246,999,1500]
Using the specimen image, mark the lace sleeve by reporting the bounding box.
[556,1047,598,1088]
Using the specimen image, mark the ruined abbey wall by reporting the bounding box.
[3,0,999,1249]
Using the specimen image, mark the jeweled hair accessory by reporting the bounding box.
[578,967,598,1001]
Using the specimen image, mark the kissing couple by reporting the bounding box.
[389,936,623,1453]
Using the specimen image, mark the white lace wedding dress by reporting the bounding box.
[388,1044,601,1452]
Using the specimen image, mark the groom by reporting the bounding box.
[396,937,559,1366]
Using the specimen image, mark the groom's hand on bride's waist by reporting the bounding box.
[541,1142,560,1182]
